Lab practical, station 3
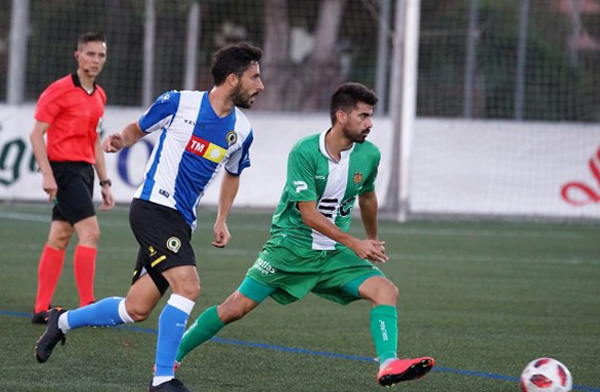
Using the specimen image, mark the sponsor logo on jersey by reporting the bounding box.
[254,258,276,275]
[167,237,181,253]
[315,175,325,180]
[293,180,308,193]
[186,135,226,163]
[225,131,238,146]
[339,197,355,217]
[353,171,363,185]
[318,198,338,219]
[159,189,170,198]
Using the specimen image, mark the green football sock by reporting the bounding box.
[370,305,398,364]
[176,306,225,362]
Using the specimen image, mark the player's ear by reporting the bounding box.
[335,109,347,125]
[226,73,239,87]
[74,51,80,61]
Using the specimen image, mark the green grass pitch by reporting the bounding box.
[1,202,599,391]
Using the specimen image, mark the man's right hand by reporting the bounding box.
[102,133,124,153]
[349,239,389,263]
[42,173,58,203]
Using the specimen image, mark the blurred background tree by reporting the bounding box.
[4,0,599,121]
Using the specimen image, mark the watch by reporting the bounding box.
[99,179,112,187]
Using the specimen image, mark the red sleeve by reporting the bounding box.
[97,85,107,105]
[34,82,64,124]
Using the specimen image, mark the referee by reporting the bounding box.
[29,32,115,324]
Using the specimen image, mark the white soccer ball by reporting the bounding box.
[520,358,572,392]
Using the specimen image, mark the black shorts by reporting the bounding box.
[129,199,196,296]
[51,161,95,224]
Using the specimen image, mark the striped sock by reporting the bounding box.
[63,297,133,332]
[153,294,195,386]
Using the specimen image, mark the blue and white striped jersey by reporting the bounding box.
[134,90,254,230]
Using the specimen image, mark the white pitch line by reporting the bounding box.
[0,211,589,239]
[0,211,50,223]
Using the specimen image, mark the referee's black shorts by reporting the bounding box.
[129,198,196,296]
[51,161,95,224]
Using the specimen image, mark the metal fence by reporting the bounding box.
[2,0,599,121]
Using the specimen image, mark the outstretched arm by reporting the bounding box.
[102,122,145,153]
[358,191,379,240]
[212,172,240,248]
[297,201,388,263]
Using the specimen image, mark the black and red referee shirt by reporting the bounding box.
[34,73,106,164]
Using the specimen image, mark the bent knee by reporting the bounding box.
[79,229,100,247]
[48,240,69,251]
[48,233,72,250]
[387,283,400,302]
[370,280,400,305]
[218,304,248,324]
[126,307,151,322]
[175,282,201,302]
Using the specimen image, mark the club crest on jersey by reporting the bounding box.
[226,131,238,146]
[167,237,181,253]
[159,91,171,102]
[353,171,363,185]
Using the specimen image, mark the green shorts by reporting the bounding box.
[245,241,385,305]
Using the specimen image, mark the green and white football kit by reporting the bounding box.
[176,99,434,387]
[244,130,385,305]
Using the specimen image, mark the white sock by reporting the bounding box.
[118,298,135,324]
[152,376,173,386]
[58,312,70,333]
[380,357,398,370]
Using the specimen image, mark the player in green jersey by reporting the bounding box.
[175,82,434,387]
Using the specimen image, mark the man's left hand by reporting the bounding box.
[212,221,231,248]
[99,186,115,211]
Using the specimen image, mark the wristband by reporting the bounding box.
[99,179,112,187]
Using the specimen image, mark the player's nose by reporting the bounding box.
[256,78,265,91]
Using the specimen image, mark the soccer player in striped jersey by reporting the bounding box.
[175,82,434,387]
[35,43,264,392]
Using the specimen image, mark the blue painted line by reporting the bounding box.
[1,310,31,318]
[113,324,158,334]
[435,366,520,382]
[3,309,599,391]
[211,336,376,362]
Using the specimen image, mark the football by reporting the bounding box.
[520,358,572,392]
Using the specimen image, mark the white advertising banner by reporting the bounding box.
[2,103,598,219]
[410,118,600,219]
[0,105,392,208]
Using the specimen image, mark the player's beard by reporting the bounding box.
[231,84,257,109]
[343,127,370,143]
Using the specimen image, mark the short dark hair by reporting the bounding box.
[330,82,378,125]
[211,43,262,86]
[77,32,106,48]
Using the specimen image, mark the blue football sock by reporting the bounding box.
[66,296,131,330]
[154,294,195,380]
